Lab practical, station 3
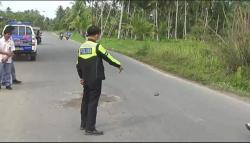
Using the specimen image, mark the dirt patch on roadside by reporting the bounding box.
[62,93,121,109]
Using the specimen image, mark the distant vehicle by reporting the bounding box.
[65,31,72,40]
[33,26,42,45]
[59,32,63,40]
[3,20,37,61]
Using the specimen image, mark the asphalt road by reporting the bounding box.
[0,32,250,141]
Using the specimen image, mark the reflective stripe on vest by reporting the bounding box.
[78,41,98,59]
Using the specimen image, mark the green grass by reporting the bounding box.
[70,32,86,43]
[71,32,250,97]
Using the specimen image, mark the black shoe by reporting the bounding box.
[0,85,1,89]
[85,129,104,136]
[80,123,86,130]
[245,123,250,131]
[13,80,22,84]
[6,86,12,90]
[80,126,86,130]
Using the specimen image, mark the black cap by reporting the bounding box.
[86,25,101,37]
[4,26,15,34]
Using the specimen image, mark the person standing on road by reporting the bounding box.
[1,32,21,86]
[11,61,22,84]
[8,35,22,85]
[76,25,123,135]
[0,26,15,90]
[0,42,14,89]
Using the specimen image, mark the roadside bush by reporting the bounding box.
[218,6,250,73]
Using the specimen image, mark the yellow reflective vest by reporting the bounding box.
[76,40,121,83]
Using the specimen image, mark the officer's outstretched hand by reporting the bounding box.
[80,79,85,85]
[119,66,124,73]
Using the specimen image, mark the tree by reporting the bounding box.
[118,1,124,39]
[131,11,153,40]
[6,7,11,13]
[184,0,187,39]
[175,0,179,40]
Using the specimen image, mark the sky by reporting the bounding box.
[0,1,74,19]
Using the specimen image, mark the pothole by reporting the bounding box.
[61,93,121,109]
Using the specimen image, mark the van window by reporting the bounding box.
[26,27,32,35]
[12,26,18,35]
[19,26,25,35]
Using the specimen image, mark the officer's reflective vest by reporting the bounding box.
[77,40,121,83]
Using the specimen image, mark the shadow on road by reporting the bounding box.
[13,55,32,61]
[61,93,120,109]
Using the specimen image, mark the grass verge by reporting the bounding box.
[71,32,250,97]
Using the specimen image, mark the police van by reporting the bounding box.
[2,21,38,61]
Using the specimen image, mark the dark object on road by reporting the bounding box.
[154,92,160,96]
[245,123,250,131]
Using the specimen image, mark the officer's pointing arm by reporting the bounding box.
[97,44,121,68]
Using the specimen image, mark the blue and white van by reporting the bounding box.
[3,21,37,61]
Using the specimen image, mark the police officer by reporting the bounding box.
[76,25,123,135]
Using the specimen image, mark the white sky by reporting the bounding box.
[0,1,74,19]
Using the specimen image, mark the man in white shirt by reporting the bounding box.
[0,26,15,90]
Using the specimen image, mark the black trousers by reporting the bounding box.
[81,80,102,131]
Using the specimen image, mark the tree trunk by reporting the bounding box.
[126,0,131,39]
[216,14,219,34]
[100,1,104,33]
[167,9,171,39]
[91,0,94,24]
[118,1,124,39]
[205,8,208,28]
[156,1,159,41]
[175,0,179,40]
[131,6,136,39]
[195,4,198,23]
[222,20,225,32]
[204,7,208,33]
[108,12,119,38]
[201,1,204,19]
[184,0,187,40]
[153,9,156,39]
[127,0,130,14]
[101,4,112,38]
[168,9,174,39]
[95,2,99,25]
[97,2,104,26]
